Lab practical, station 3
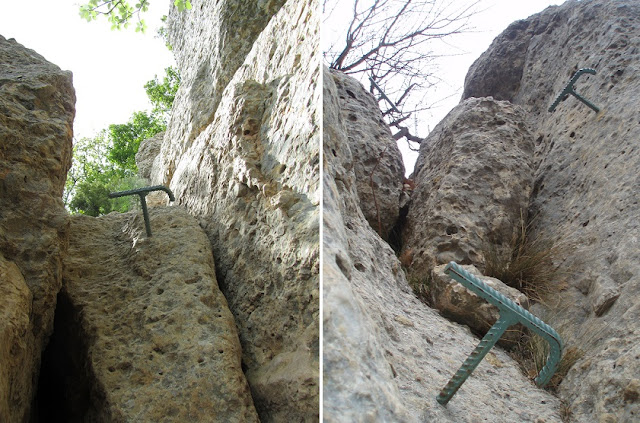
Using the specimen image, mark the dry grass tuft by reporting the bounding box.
[510,331,584,393]
[484,212,567,303]
[407,271,432,305]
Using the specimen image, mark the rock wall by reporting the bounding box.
[460,0,640,420]
[0,35,74,422]
[145,0,319,420]
[403,97,535,275]
[329,70,405,240]
[46,207,258,422]
[323,66,563,422]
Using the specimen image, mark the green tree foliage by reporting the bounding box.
[64,67,180,216]
[79,0,192,32]
[144,66,181,118]
[108,111,166,171]
[65,131,139,216]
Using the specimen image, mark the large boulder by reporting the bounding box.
[322,66,563,422]
[143,0,319,420]
[0,35,74,422]
[329,70,405,239]
[48,207,258,422]
[402,97,535,275]
[461,0,640,420]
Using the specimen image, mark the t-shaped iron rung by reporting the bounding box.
[436,262,563,406]
[548,68,599,113]
[108,185,175,237]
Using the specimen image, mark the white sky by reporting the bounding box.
[323,0,565,175]
[0,0,174,140]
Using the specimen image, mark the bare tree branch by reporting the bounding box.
[324,0,481,144]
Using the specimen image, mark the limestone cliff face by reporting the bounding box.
[328,70,405,240]
[461,0,640,420]
[322,66,563,422]
[48,207,258,422]
[403,97,535,275]
[0,35,74,422]
[145,0,319,420]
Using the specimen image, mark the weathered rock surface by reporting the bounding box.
[135,130,164,181]
[0,35,74,422]
[461,1,640,420]
[329,70,405,239]
[431,264,529,348]
[144,0,319,420]
[403,97,535,275]
[48,207,258,422]
[323,66,563,422]
[159,0,287,162]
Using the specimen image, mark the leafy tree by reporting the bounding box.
[108,111,166,172]
[144,66,181,118]
[64,67,180,216]
[65,131,138,216]
[324,0,479,146]
[79,0,192,32]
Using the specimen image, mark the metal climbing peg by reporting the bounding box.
[436,262,563,406]
[108,185,175,237]
[548,68,600,113]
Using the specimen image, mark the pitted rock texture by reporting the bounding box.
[144,0,319,420]
[158,0,287,170]
[136,130,164,181]
[54,207,258,422]
[461,1,640,420]
[329,70,404,240]
[431,264,529,348]
[0,35,74,422]
[402,97,535,275]
[323,66,562,422]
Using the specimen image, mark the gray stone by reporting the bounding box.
[329,70,405,239]
[59,207,258,422]
[148,0,319,420]
[431,264,529,348]
[460,1,640,420]
[323,66,563,422]
[136,130,164,181]
[0,35,74,422]
[402,97,535,275]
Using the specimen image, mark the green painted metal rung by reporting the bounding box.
[109,185,175,237]
[548,68,599,113]
[436,262,563,406]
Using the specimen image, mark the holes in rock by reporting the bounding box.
[345,89,356,99]
[331,149,337,157]
[34,290,95,423]
[388,200,410,254]
[569,131,575,138]
[348,113,358,122]
[335,254,351,279]
[445,225,459,235]
[354,262,366,272]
